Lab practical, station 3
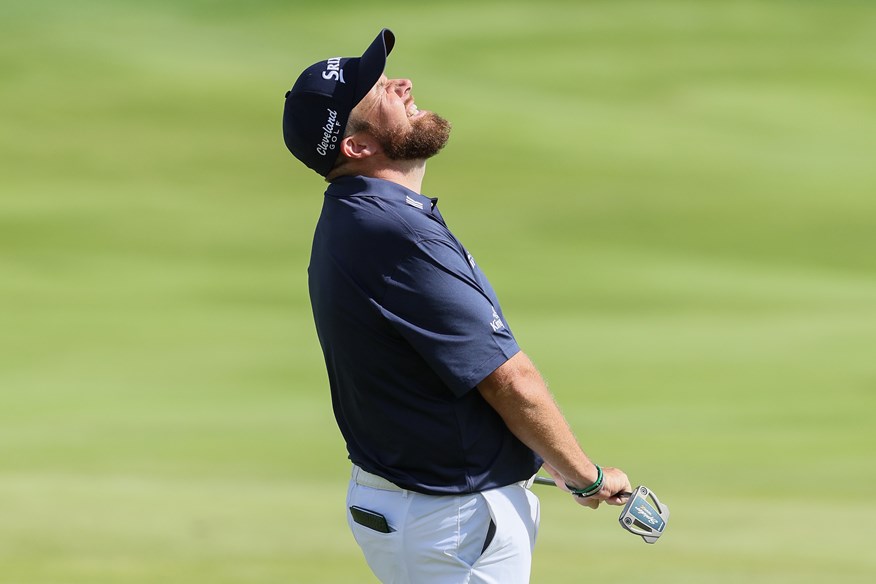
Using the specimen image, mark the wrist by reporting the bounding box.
[565,464,603,498]
[566,461,601,490]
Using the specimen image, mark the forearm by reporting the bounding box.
[477,351,599,489]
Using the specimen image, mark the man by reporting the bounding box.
[282,29,632,583]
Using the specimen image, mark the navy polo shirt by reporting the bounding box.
[308,176,542,495]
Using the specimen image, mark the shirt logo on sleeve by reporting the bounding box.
[490,307,505,333]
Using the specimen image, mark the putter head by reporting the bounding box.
[618,486,669,544]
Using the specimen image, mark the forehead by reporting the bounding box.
[355,74,388,112]
[367,75,388,97]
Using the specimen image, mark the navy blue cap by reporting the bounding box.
[283,29,395,176]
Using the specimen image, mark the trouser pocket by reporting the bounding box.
[481,518,496,554]
[350,505,394,533]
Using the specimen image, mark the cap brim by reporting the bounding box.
[353,28,395,105]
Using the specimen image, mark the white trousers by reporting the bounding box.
[346,466,540,584]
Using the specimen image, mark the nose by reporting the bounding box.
[390,78,412,97]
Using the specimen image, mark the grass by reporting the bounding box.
[1,0,875,581]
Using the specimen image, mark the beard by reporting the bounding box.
[373,112,452,161]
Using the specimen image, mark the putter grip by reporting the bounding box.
[532,476,631,497]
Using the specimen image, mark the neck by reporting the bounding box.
[331,158,428,193]
[369,159,427,193]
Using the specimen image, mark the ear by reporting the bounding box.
[339,132,379,160]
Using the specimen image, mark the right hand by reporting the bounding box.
[593,466,633,507]
[543,463,632,510]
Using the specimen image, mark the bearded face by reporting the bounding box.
[368,111,452,161]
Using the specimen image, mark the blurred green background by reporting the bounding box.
[2,0,875,582]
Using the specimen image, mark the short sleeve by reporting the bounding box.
[378,238,520,396]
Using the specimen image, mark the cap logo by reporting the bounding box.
[322,57,346,84]
[316,108,341,156]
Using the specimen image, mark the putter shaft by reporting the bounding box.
[532,475,632,497]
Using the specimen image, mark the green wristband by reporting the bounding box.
[567,465,603,498]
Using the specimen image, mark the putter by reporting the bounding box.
[532,476,669,544]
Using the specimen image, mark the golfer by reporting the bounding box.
[282,29,632,583]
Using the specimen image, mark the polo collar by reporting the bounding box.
[326,175,437,211]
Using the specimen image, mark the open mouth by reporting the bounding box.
[406,102,424,119]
